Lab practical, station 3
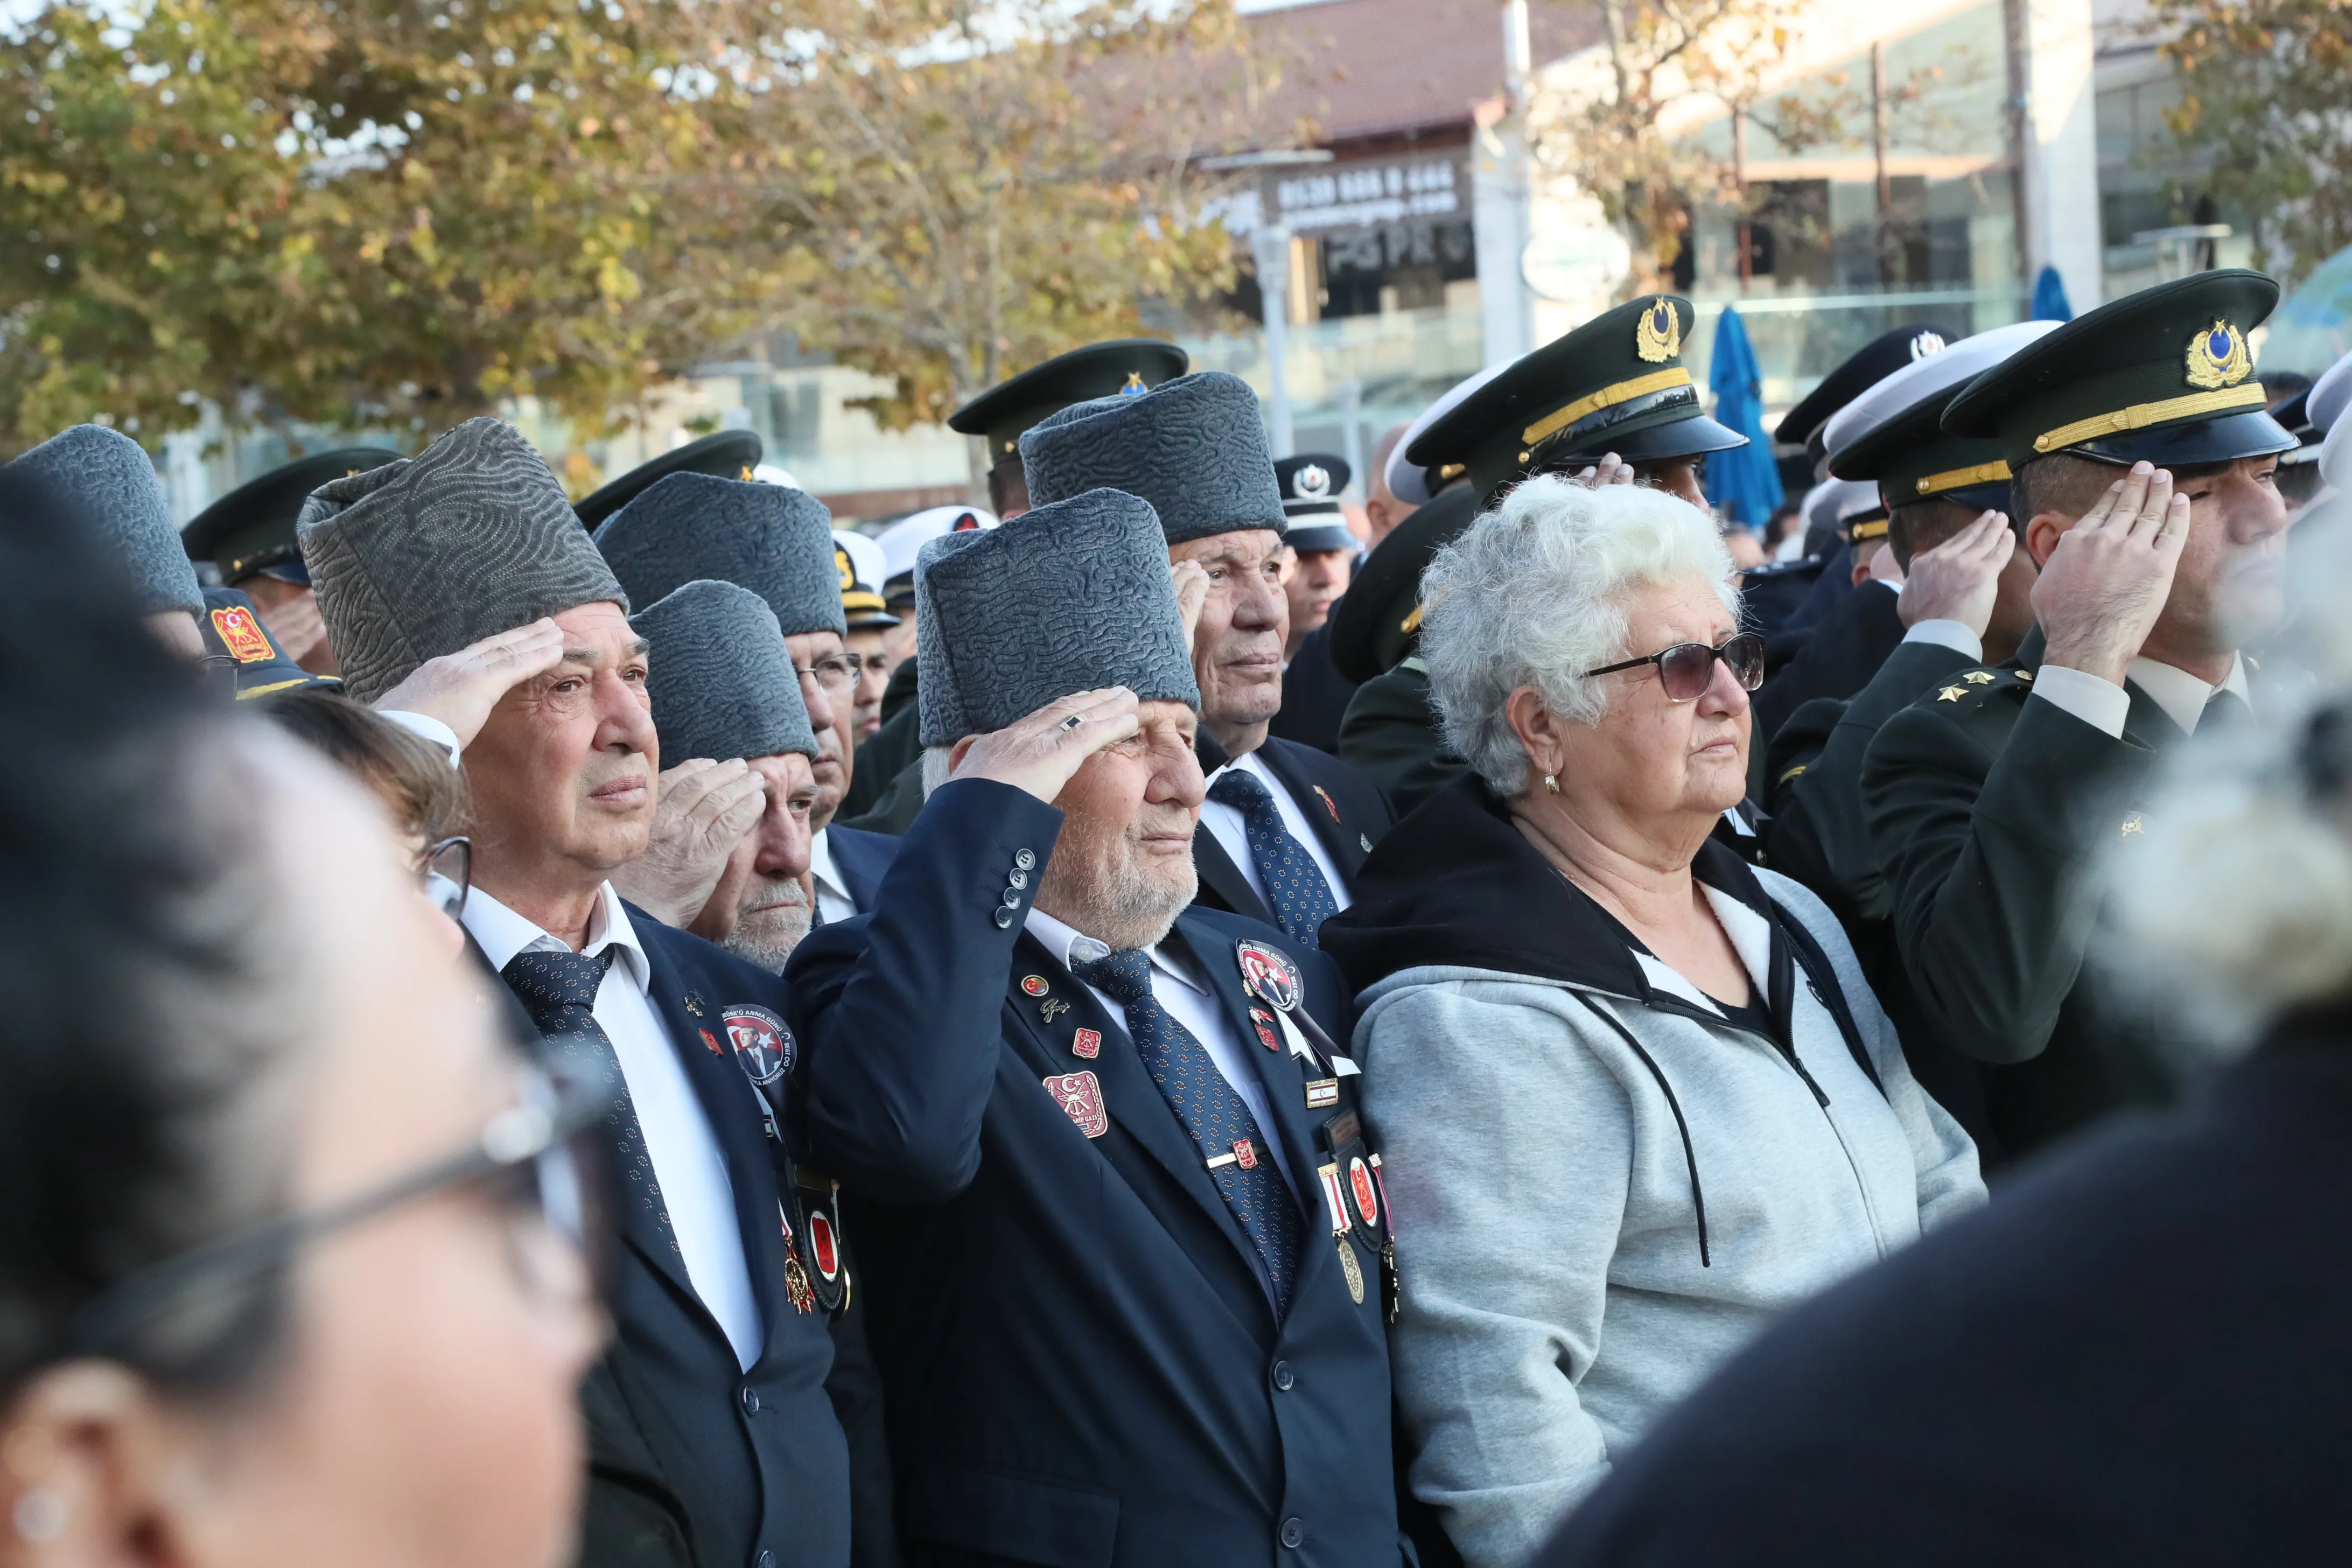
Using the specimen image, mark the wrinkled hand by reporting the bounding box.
[372,619,565,750]
[253,591,334,673]
[607,759,769,928]
[1899,509,2013,635]
[1170,559,1210,649]
[2032,462,2189,687]
[951,687,1142,804]
[1566,452,1636,489]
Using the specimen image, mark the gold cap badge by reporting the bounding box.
[1635,298,1682,365]
[2185,319,2252,390]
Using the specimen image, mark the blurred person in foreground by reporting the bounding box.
[1321,477,1982,1567]
[1536,496,2352,1568]
[0,466,601,1568]
[3,425,206,657]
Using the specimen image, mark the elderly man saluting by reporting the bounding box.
[786,489,1405,1567]
[300,418,860,1568]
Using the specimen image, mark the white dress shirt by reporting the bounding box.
[1198,750,1352,919]
[466,883,764,1370]
[379,709,464,766]
[1024,906,1294,1186]
[809,827,857,925]
[2031,653,2250,740]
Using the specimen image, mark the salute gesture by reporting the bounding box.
[2031,461,2190,687]
[1900,509,2017,639]
[949,686,1142,804]
[371,617,566,749]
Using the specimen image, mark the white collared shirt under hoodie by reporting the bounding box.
[465,883,764,1370]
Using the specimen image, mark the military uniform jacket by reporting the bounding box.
[1192,735,1395,926]
[1336,660,1471,817]
[1860,631,2192,1152]
[785,779,1406,1568]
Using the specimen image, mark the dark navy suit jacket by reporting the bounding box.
[822,823,900,915]
[485,915,856,1568]
[785,780,1404,1568]
[1191,736,1395,932]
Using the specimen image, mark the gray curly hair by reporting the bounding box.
[1418,474,1740,795]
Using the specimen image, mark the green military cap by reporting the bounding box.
[1944,270,2297,471]
[573,430,764,531]
[947,339,1189,472]
[197,586,341,699]
[181,447,403,585]
[1325,484,1479,684]
[1404,295,1746,503]
[1829,320,2061,514]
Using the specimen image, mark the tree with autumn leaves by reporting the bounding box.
[0,0,1257,461]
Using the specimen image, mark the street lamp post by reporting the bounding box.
[1251,220,1297,459]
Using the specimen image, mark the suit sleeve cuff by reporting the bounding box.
[2028,665,2131,740]
[377,710,463,766]
[1901,620,1984,662]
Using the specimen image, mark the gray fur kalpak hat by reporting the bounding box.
[916,488,1200,746]
[297,417,625,704]
[594,472,846,640]
[4,425,202,617]
[633,580,817,765]
[1018,371,1285,545]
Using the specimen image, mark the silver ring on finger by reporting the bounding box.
[1059,712,1086,732]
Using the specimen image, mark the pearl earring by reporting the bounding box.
[1543,773,1559,795]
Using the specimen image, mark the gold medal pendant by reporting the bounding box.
[785,1251,817,1315]
[1336,1235,1365,1304]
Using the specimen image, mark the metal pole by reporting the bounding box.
[1252,221,1296,458]
[1871,40,1893,286]
[1335,380,1365,495]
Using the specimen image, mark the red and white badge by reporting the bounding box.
[723,1005,794,1086]
[1072,1027,1102,1059]
[807,1208,841,1281]
[1233,1138,1258,1171]
[1021,975,1049,997]
[1317,1163,1350,1234]
[1044,1071,1108,1138]
[1248,1006,1283,1053]
[1348,1156,1379,1229]
[208,604,275,664]
[1236,940,1302,1013]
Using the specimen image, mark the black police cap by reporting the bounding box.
[1405,296,1745,503]
[181,447,402,583]
[1944,269,2297,471]
[1772,324,1956,450]
[1276,452,1356,551]
[1326,485,1479,684]
[573,430,764,532]
[197,586,342,699]
[947,339,1189,472]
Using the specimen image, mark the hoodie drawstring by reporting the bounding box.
[1573,991,1710,1269]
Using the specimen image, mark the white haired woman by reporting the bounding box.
[1320,475,1984,1568]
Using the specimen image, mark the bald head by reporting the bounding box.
[1364,422,1419,546]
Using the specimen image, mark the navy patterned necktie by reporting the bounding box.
[1208,769,1339,948]
[1073,948,1303,1317]
[502,948,680,1257]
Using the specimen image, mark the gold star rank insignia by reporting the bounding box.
[2016,669,2034,682]
[1937,685,1966,702]
[1964,671,1995,685]
[2120,813,2144,837]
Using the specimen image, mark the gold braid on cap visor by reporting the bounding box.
[2032,383,2268,454]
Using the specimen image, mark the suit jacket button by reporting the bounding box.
[1271,1360,1294,1391]
[1279,1517,1305,1549]
[740,1387,760,1416]
[1002,886,1024,908]
[993,907,1016,929]
[1014,848,1036,870]
[1007,867,1028,890]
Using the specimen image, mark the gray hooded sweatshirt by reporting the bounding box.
[1322,783,1984,1568]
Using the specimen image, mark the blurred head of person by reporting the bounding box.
[3,425,206,660]
[1364,423,1419,545]
[1282,540,1353,656]
[0,469,600,1568]
[1423,475,1754,865]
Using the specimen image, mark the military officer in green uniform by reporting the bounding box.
[1337,297,1746,811]
[1861,269,2296,1157]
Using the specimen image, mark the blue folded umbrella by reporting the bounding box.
[1703,306,1783,530]
[2032,265,2075,323]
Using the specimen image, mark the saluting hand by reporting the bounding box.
[1566,452,1636,489]
[1899,509,2014,638]
[2032,461,2189,687]
[609,759,770,928]
[1170,559,1210,650]
[371,618,565,750]
[950,687,1142,805]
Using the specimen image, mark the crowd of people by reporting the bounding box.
[2,262,2349,1568]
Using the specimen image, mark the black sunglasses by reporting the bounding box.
[1584,631,1766,702]
[61,1060,617,1362]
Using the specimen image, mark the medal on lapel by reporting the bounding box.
[1311,784,1342,823]
[723,1005,794,1089]
[1072,1027,1102,1059]
[1044,1070,1109,1138]
[777,1202,817,1315]
[788,1170,851,1313]
[1248,1005,1283,1053]
[1236,939,1302,1012]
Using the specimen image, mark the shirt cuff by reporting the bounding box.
[1902,620,1984,662]
[378,710,463,767]
[2028,664,2130,740]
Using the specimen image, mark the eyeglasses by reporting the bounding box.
[794,655,856,692]
[195,653,242,698]
[1583,631,1767,701]
[61,1061,617,1362]
[419,835,471,920]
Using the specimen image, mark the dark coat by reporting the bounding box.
[1737,554,1828,638]
[1538,1017,2352,1566]
[823,824,900,915]
[1268,620,1360,754]
[1335,660,1471,817]
[1191,736,1394,929]
[1747,579,1906,765]
[483,915,862,1568]
[842,663,922,823]
[785,779,1406,1568]
[1860,629,2192,1151]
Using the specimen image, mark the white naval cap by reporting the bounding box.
[2307,350,2352,438]
[832,528,887,595]
[1822,319,2064,465]
[1384,364,1506,507]
[877,503,1000,584]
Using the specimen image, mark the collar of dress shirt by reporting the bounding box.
[808,825,846,905]
[1201,746,1276,797]
[463,881,653,995]
[2127,651,2249,736]
[1023,905,1207,997]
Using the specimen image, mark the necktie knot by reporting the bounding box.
[1072,948,1154,1009]
[1208,769,1277,817]
[502,948,617,1030]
